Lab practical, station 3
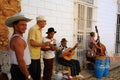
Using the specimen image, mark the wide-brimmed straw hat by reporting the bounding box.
[5,13,32,27]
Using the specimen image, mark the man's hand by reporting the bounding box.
[50,44,56,51]
[44,42,51,46]
[26,75,33,80]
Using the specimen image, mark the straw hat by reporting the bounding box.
[5,13,32,27]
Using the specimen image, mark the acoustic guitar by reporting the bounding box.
[62,40,81,61]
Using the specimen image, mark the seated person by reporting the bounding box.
[56,38,81,78]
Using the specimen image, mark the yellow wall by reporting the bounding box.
[0,0,21,51]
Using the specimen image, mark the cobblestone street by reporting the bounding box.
[84,66,120,80]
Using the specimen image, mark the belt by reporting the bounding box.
[12,64,30,68]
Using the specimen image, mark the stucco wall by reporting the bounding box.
[97,0,117,56]
[0,0,21,51]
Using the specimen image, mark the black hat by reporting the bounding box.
[46,27,56,34]
[61,38,67,42]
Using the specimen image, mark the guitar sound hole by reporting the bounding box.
[69,50,72,52]
[53,44,56,46]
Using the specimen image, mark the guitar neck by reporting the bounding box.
[69,42,80,52]
[72,45,78,50]
[95,26,101,46]
[96,32,101,46]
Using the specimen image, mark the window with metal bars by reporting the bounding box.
[78,0,94,4]
[116,14,120,53]
[75,0,95,68]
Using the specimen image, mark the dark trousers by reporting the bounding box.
[43,58,54,80]
[86,57,96,64]
[58,58,81,77]
[10,64,30,80]
[29,59,41,80]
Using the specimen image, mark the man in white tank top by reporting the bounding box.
[5,13,32,80]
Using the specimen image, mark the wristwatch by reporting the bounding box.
[27,75,31,79]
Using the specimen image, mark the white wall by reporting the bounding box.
[21,0,75,47]
[97,0,117,56]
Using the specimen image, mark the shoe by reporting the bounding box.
[63,75,68,79]
[76,74,84,78]
[69,76,73,79]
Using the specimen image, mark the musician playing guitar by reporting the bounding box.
[56,38,81,78]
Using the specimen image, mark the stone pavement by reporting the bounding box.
[78,56,120,80]
[84,66,120,80]
[53,56,120,80]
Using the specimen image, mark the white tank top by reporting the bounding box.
[9,34,31,65]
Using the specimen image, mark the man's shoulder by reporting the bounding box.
[30,24,37,29]
[10,36,25,47]
[42,37,51,42]
[29,24,38,32]
[11,36,23,42]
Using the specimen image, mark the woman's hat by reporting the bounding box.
[5,12,32,27]
[46,27,56,34]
